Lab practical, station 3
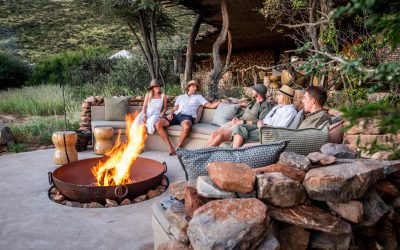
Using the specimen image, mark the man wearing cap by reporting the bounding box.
[155,80,222,155]
[232,85,297,148]
[205,84,272,147]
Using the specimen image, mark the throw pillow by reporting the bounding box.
[260,121,329,155]
[177,141,288,180]
[104,97,129,121]
[288,109,305,129]
[211,103,240,126]
[329,119,345,143]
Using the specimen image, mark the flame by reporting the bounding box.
[91,112,147,186]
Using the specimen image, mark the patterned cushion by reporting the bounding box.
[260,121,329,155]
[176,141,288,180]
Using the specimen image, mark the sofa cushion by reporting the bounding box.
[212,103,240,126]
[288,109,304,129]
[260,121,329,155]
[91,120,126,130]
[104,97,129,121]
[176,141,288,180]
[166,124,219,135]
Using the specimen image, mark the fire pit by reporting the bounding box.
[48,156,167,204]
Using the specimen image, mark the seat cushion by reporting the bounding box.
[91,120,126,130]
[288,109,304,129]
[176,141,288,180]
[260,121,329,155]
[166,123,219,135]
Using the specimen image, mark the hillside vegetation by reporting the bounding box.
[0,0,132,61]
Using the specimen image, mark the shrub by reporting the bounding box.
[29,48,108,85]
[0,53,32,90]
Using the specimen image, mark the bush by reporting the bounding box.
[29,48,108,85]
[0,53,32,90]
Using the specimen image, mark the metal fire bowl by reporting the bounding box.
[48,156,167,204]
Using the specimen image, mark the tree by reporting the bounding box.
[82,0,175,82]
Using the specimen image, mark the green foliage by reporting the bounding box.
[0,53,32,90]
[9,116,79,147]
[0,85,81,116]
[7,143,30,153]
[29,48,108,85]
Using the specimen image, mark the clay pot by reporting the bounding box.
[270,82,281,89]
[269,75,281,82]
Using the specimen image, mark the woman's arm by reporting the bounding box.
[160,94,168,118]
[142,93,149,116]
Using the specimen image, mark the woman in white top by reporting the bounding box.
[258,85,297,128]
[134,79,167,134]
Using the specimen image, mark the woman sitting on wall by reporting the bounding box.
[134,79,167,134]
[231,85,298,148]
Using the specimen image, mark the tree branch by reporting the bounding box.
[281,18,329,28]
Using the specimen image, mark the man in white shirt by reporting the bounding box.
[155,80,221,155]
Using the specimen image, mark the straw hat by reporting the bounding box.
[278,85,295,99]
[185,80,201,92]
[148,79,163,90]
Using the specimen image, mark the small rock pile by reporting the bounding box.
[160,143,400,250]
[49,176,168,208]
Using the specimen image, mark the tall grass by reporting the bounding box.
[0,84,81,116]
[9,116,80,147]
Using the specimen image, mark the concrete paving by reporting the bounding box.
[0,149,185,250]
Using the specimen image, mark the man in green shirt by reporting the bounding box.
[297,86,330,129]
[205,84,272,147]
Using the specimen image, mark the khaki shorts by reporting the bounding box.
[231,124,260,141]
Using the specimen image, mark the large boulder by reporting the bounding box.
[278,151,311,171]
[188,198,269,250]
[207,162,255,193]
[303,159,400,202]
[257,172,306,207]
[320,143,355,159]
[0,125,15,147]
[270,204,351,235]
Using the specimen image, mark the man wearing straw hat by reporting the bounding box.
[155,80,222,155]
[231,85,298,148]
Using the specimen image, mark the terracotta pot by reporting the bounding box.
[269,75,281,82]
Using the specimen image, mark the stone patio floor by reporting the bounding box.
[0,149,185,250]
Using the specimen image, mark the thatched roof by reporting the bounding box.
[177,0,296,53]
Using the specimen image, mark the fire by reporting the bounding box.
[91,112,147,186]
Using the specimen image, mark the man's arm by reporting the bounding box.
[204,100,221,109]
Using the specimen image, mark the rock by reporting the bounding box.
[257,234,280,250]
[303,159,400,202]
[120,199,131,206]
[53,194,65,202]
[278,224,310,250]
[237,190,257,198]
[188,198,269,250]
[157,239,190,250]
[161,176,169,186]
[374,180,400,201]
[165,202,189,232]
[392,197,400,208]
[133,194,147,203]
[147,189,160,199]
[270,204,351,235]
[320,143,355,159]
[106,199,118,207]
[278,151,311,171]
[257,173,306,207]
[88,202,104,208]
[307,152,336,166]
[169,181,188,200]
[375,216,398,250]
[184,186,206,218]
[327,200,363,223]
[0,125,15,147]
[207,162,256,193]
[310,232,352,250]
[254,163,305,182]
[65,201,80,207]
[361,150,392,160]
[346,119,382,135]
[196,176,236,199]
[157,185,166,193]
[49,187,59,195]
[356,189,390,227]
[84,96,96,102]
[169,227,190,245]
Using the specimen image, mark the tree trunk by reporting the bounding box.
[183,14,202,89]
[207,0,229,99]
